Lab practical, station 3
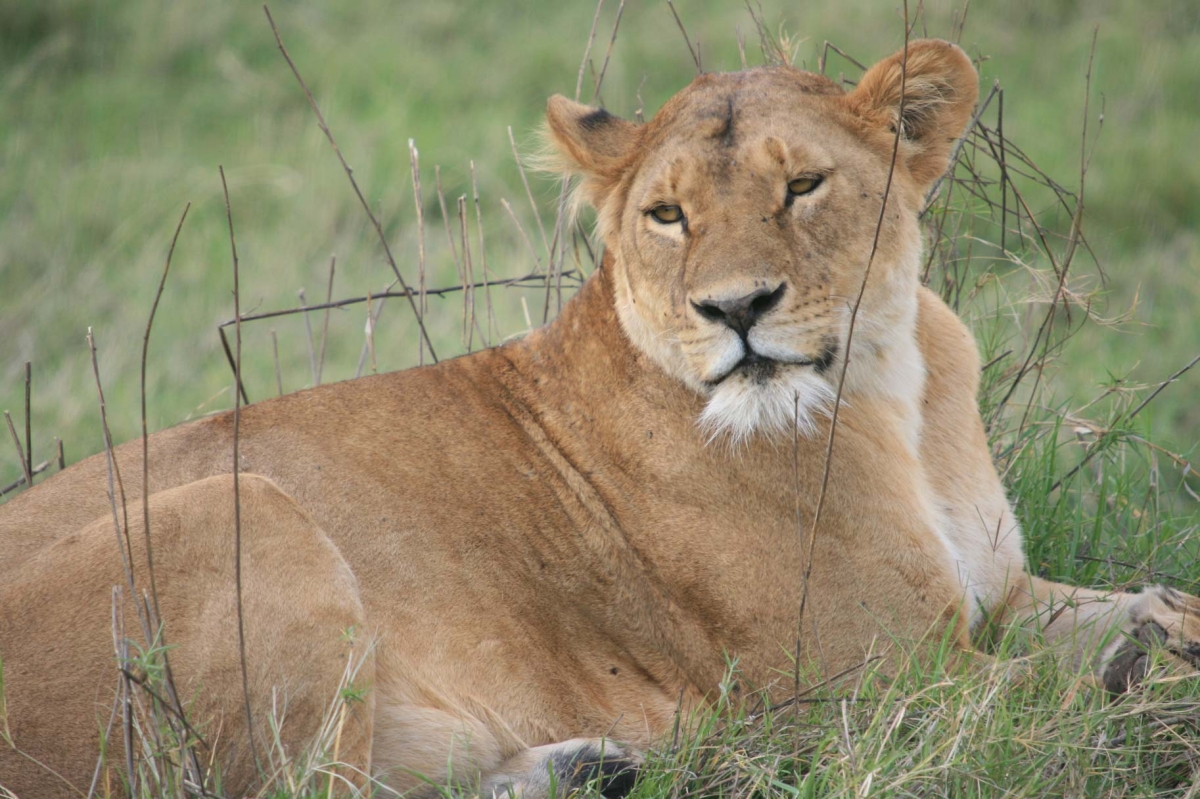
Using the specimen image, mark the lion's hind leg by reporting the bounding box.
[0,473,373,798]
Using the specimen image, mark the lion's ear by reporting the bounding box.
[847,39,978,189]
[544,96,640,209]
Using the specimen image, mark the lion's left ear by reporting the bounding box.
[846,39,979,189]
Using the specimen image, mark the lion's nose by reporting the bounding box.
[691,283,786,337]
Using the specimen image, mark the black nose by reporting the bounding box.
[692,283,786,336]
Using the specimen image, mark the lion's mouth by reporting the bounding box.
[706,343,838,387]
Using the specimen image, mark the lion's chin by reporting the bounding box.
[697,368,836,446]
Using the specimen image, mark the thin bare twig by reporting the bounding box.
[458,194,481,351]
[921,80,1000,215]
[592,0,626,101]
[3,412,31,490]
[409,140,428,366]
[219,325,251,405]
[299,288,318,386]
[435,165,464,270]
[799,1,911,643]
[575,0,605,102]
[217,271,578,331]
[23,361,31,482]
[819,41,867,75]
[0,458,53,496]
[219,165,260,774]
[364,292,378,374]
[141,201,190,629]
[263,4,436,361]
[87,328,140,629]
[508,127,551,260]
[470,161,497,345]
[667,0,702,72]
[271,329,283,396]
[316,255,336,385]
[501,198,544,275]
[138,203,209,793]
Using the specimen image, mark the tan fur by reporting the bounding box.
[2,40,1196,798]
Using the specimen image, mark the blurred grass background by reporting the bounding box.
[1,0,1197,493]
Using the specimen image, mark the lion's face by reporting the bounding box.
[546,41,978,442]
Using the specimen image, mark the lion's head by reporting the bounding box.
[545,40,978,443]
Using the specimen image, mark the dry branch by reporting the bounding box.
[667,0,703,73]
[799,0,912,654]
[219,164,260,774]
[3,412,31,490]
[317,256,337,385]
[263,4,436,362]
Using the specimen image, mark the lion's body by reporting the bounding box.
[2,40,1196,798]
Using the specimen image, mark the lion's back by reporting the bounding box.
[0,347,544,583]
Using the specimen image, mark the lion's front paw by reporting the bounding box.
[1102,586,1200,694]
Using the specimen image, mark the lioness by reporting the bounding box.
[2,40,1198,798]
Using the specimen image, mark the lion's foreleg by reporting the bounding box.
[997,574,1200,690]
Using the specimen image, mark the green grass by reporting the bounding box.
[2,0,1199,796]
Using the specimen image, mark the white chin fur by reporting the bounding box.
[698,368,836,446]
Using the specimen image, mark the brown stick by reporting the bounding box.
[141,201,190,628]
[592,0,626,101]
[799,1,911,643]
[299,288,318,386]
[470,161,497,345]
[219,165,260,774]
[23,361,31,482]
[818,41,867,75]
[316,255,337,385]
[219,325,251,405]
[263,4,436,362]
[0,458,53,497]
[458,195,479,351]
[501,198,544,275]
[271,330,284,396]
[920,80,1000,214]
[667,0,702,72]
[365,292,378,374]
[575,0,605,103]
[409,141,428,366]
[4,411,31,490]
[508,127,551,258]
[138,203,208,791]
[86,328,139,615]
[217,271,574,330]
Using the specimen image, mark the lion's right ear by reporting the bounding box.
[846,40,978,190]
[543,96,640,210]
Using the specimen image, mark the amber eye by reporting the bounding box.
[787,175,823,197]
[649,205,684,224]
